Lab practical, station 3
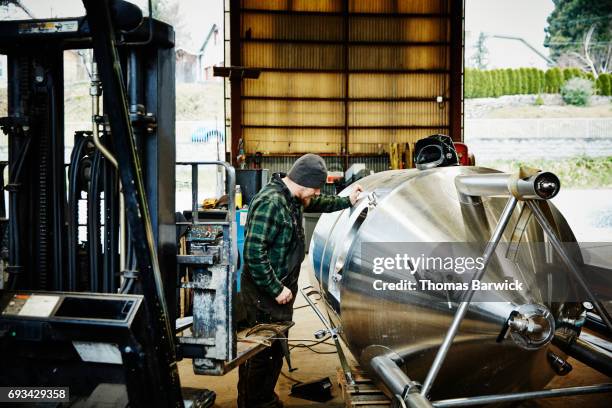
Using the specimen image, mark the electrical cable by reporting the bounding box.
[289,345,338,355]
[280,371,301,384]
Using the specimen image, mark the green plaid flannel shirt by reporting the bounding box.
[243,174,352,297]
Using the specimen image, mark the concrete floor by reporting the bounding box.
[179,261,610,408]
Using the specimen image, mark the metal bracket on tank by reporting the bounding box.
[300,285,355,385]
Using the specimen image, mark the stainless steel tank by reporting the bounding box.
[309,166,585,401]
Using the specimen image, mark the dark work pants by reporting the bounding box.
[237,338,285,408]
[237,200,304,408]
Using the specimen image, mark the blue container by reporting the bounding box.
[235,209,248,291]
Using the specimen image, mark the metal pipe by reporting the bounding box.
[119,191,126,274]
[192,164,199,222]
[420,196,518,397]
[90,60,118,169]
[370,355,433,408]
[300,286,337,339]
[526,200,612,332]
[585,312,611,337]
[455,172,560,200]
[176,161,236,219]
[553,330,612,377]
[432,383,612,407]
[570,337,612,377]
[91,57,127,274]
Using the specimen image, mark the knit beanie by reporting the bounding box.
[287,153,328,188]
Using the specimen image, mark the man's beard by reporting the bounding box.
[300,196,312,207]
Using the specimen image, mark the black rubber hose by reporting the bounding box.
[7,136,32,290]
[87,150,102,292]
[102,156,119,293]
[67,135,89,291]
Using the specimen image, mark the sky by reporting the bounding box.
[465,0,555,69]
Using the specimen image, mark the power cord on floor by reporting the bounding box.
[280,370,302,384]
[289,335,337,354]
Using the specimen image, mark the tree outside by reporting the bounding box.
[544,0,612,77]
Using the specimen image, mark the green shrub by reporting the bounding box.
[595,73,611,96]
[503,69,513,95]
[524,68,532,93]
[545,67,563,93]
[544,69,554,93]
[515,68,523,94]
[572,68,585,79]
[483,70,494,97]
[536,69,545,93]
[492,70,503,97]
[525,68,532,93]
[560,77,594,106]
[469,69,478,97]
[464,68,474,98]
[530,68,538,93]
[534,94,544,105]
[463,67,603,98]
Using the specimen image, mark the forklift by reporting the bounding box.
[0,1,289,406]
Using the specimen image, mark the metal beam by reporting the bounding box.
[241,38,451,46]
[241,8,452,18]
[241,96,451,102]
[343,0,349,169]
[230,0,242,166]
[253,67,452,73]
[242,125,449,130]
[449,0,464,141]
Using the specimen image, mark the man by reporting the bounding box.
[237,153,363,408]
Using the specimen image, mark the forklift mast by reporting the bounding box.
[0,2,281,406]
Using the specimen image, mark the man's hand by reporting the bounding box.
[349,184,364,206]
[275,286,293,305]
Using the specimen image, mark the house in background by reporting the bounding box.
[197,24,223,81]
[64,50,90,83]
[176,48,198,83]
[175,24,223,83]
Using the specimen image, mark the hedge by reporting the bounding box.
[464,68,612,98]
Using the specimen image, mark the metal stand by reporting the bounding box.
[431,383,612,407]
[420,196,518,397]
[421,195,612,404]
[301,285,355,386]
